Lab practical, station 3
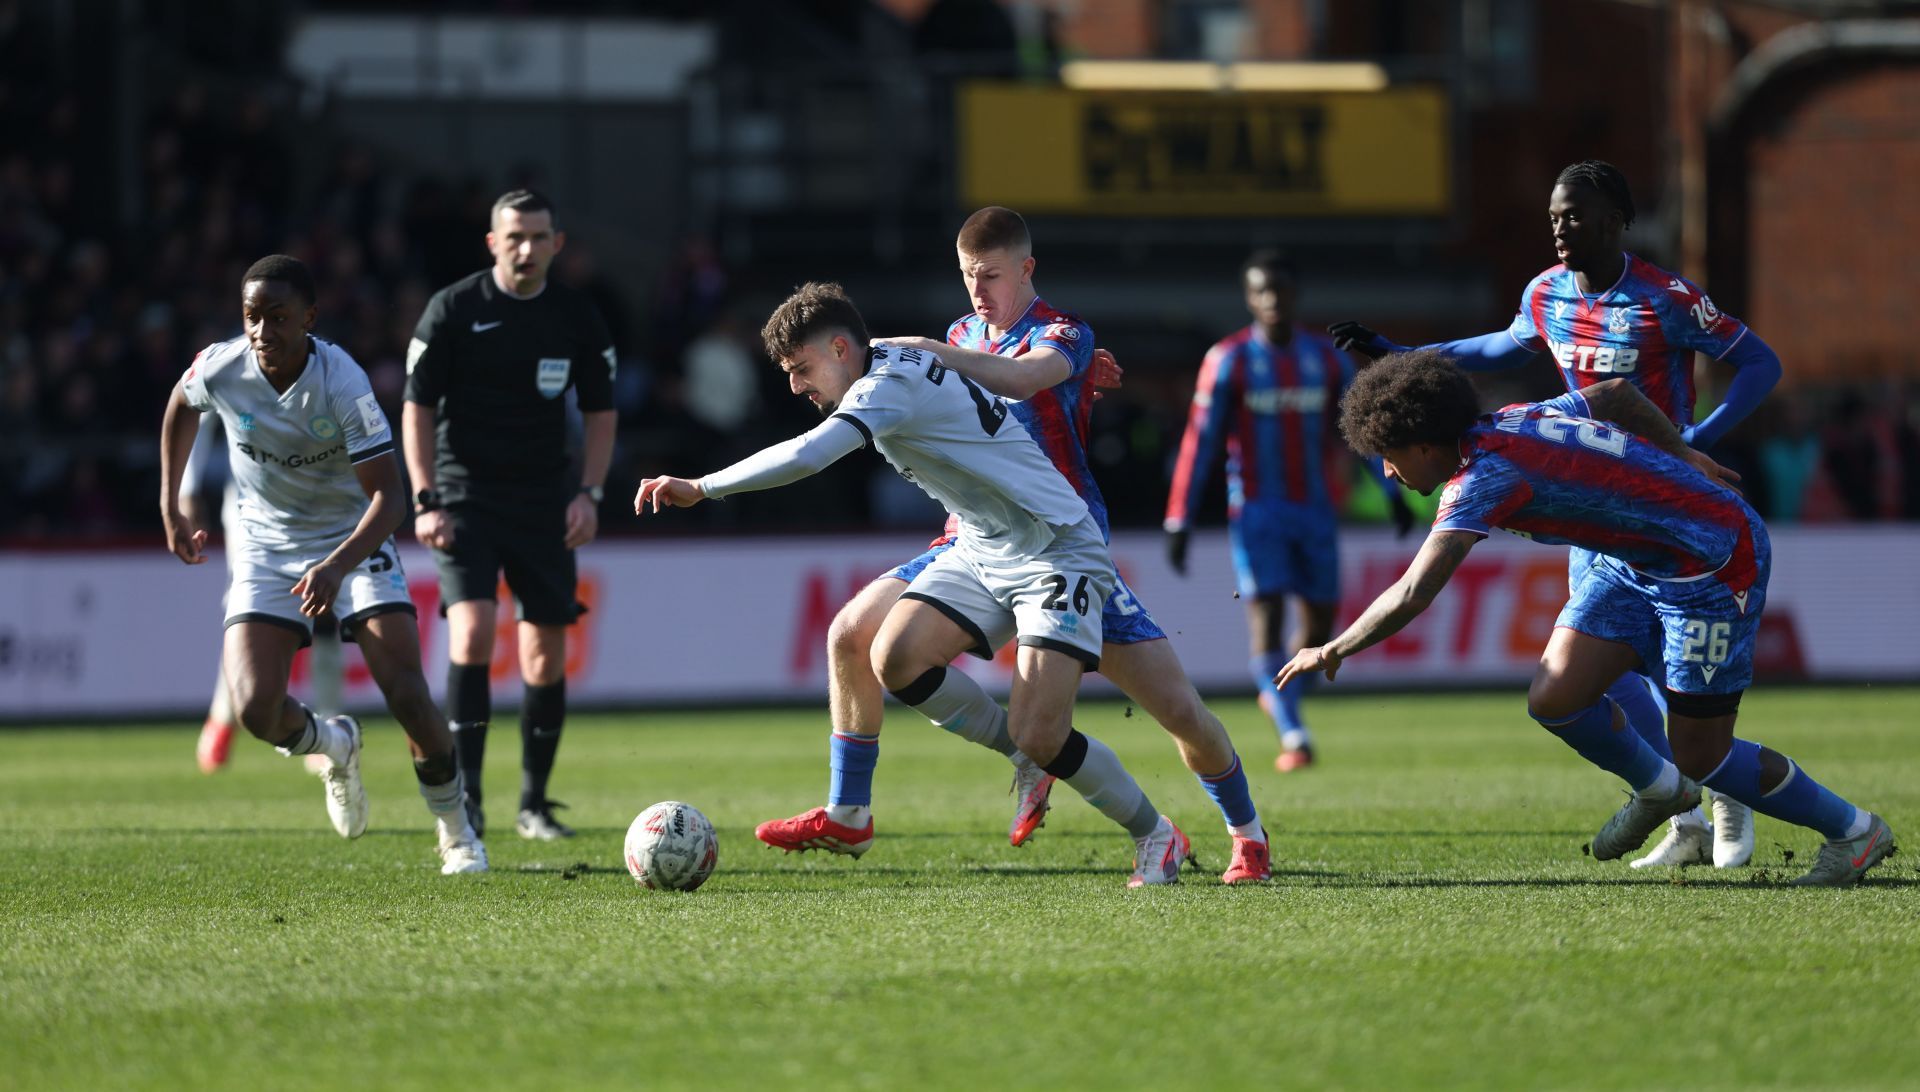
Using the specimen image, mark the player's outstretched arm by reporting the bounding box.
[638,417,869,515]
[1577,379,1742,490]
[874,336,1069,401]
[1274,530,1478,689]
[158,382,209,565]
[293,452,407,617]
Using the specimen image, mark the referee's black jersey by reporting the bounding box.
[405,269,615,504]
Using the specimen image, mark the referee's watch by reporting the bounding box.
[414,488,442,513]
[579,484,605,503]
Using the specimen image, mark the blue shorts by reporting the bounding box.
[1229,505,1339,603]
[1567,545,1601,595]
[884,540,1166,646]
[1556,527,1771,696]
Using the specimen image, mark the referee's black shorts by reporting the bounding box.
[432,499,584,626]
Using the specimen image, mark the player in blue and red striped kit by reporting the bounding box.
[1165,251,1413,772]
[1275,351,1893,886]
[1329,160,1783,869]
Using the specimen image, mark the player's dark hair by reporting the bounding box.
[491,188,557,228]
[1555,160,1636,228]
[762,282,870,361]
[1338,349,1482,456]
[956,206,1031,256]
[1242,248,1296,281]
[241,254,316,305]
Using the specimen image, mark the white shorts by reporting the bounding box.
[223,534,414,647]
[900,515,1114,669]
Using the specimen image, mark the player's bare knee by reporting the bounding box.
[1525,673,1582,723]
[232,683,288,739]
[828,606,880,669]
[872,638,930,694]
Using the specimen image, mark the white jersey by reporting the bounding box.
[181,335,395,553]
[834,345,1087,559]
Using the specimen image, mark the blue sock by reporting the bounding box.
[1253,653,1312,742]
[1605,673,1672,761]
[828,733,879,807]
[1197,753,1261,836]
[1703,738,1858,839]
[1532,698,1666,792]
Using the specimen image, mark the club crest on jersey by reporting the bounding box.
[307,415,340,441]
[536,357,570,398]
[1607,306,1631,336]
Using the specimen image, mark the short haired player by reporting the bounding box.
[638,282,1195,887]
[160,255,486,874]
[754,208,1270,885]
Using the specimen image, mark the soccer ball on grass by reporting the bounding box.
[624,801,718,891]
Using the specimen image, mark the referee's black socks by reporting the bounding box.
[448,661,492,803]
[520,679,566,811]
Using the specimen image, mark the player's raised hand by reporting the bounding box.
[1089,348,1123,401]
[635,476,705,514]
[1327,321,1393,361]
[1274,644,1342,691]
[292,561,345,617]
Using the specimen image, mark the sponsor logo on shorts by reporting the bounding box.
[1700,664,1718,684]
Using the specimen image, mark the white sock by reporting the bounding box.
[900,667,1017,757]
[275,706,351,764]
[1643,761,1681,800]
[1229,819,1266,843]
[1842,809,1872,840]
[436,811,476,844]
[825,804,871,827]
[1280,728,1311,752]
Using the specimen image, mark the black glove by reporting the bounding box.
[1389,494,1417,539]
[1327,320,1392,361]
[1165,529,1189,576]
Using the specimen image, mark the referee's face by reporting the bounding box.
[488,207,564,294]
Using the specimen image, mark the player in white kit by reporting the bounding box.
[158,255,487,874]
[637,283,1192,886]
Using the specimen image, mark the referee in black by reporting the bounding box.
[402,189,616,842]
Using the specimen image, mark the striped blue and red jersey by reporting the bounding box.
[945,296,1109,533]
[1434,391,1762,593]
[1507,253,1749,427]
[1164,324,1351,529]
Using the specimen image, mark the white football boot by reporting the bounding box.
[1710,792,1756,868]
[436,816,490,875]
[321,715,369,839]
[1630,811,1712,869]
[1127,815,1193,888]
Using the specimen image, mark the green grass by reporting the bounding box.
[3,687,1917,1090]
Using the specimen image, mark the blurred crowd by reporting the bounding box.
[2,11,1915,545]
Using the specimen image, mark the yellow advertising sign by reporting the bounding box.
[958,84,1449,216]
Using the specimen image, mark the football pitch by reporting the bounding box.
[4,687,1916,1090]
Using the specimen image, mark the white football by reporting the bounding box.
[624,801,718,891]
